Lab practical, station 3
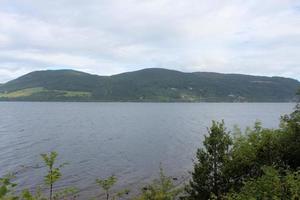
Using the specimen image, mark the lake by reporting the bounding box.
[0,102,296,198]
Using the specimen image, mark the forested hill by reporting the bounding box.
[0,68,299,102]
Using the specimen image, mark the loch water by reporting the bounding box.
[0,102,295,198]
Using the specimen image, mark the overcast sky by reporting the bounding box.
[0,0,299,82]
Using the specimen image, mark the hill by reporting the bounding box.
[0,68,299,102]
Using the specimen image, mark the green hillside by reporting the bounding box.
[0,68,299,102]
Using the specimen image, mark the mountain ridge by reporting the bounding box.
[0,68,299,102]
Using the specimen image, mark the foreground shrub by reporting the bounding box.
[280,104,300,168]
[185,103,300,200]
[96,175,129,200]
[0,174,18,200]
[184,121,232,200]
[225,166,300,200]
[135,167,182,200]
[0,152,77,200]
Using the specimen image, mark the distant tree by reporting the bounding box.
[185,121,232,200]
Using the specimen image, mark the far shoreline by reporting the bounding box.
[0,100,297,103]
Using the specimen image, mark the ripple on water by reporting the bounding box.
[0,102,295,199]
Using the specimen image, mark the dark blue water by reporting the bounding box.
[0,102,295,198]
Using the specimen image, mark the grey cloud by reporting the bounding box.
[0,0,299,83]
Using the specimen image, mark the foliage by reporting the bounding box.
[0,151,77,200]
[40,152,66,200]
[225,166,300,200]
[135,167,182,200]
[52,188,78,200]
[185,121,232,200]
[279,103,300,168]
[226,122,283,190]
[185,102,300,200]
[0,174,18,200]
[21,187,47,200]
[96,175,129,200]
[41,152,61,186]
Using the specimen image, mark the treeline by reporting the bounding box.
[1,68,299,102]
[1,103,300,199]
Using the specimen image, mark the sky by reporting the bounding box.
[0,0,299,83]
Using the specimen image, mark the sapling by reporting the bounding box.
[96,175,129,200]
[41,152,66,200]
[0,174,18,200]
[96,176,116,200]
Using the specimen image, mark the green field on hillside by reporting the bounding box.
[0,87,91,99]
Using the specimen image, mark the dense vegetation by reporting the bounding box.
[1,94,300,199]
[0,68,299,102]
[183,103,300,200]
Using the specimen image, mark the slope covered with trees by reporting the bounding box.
[0,68,299,102]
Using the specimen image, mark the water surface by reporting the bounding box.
[0,102,295,198]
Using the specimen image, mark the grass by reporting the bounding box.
[63,91,91,97]
[0,87,45,98]
[0,87,92,98]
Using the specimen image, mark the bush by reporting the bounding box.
[185,103,300,200]
[135,166,182,200]
[225,166,300,200]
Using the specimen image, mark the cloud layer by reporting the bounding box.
[0,0,299,82]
